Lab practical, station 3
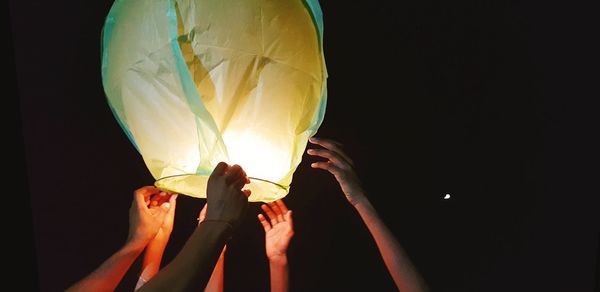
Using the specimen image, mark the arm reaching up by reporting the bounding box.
[258,200,294,292]
[67,186,172,292]
[135,192,178,290]
[308,137,428,292]
[138,162,250,292]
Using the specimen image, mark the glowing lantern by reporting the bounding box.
[101,0,327,202]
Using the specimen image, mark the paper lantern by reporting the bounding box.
[101,0,327,202]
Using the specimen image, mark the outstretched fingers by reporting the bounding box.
[310,161,342,177]
[261,204,278,225]
[284,210,293,226]
[275,200,289,214]
[309,137,354,166]
[268,202,285,223]
[258,213,272,232]
[307,148,350,169]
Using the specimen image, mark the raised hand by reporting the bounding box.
[308,138,429,291]
[149,192,178,243]
[258,200,294,260]
[205,162,251,228]
[136,191,178,290]
[307,137,366,206]
[128,186,173,246]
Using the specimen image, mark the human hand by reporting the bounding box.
[205,162,251,228]
[307,137,367,206]
[258,200,294,261]
[148,192,177,244]
[127,186,172,246]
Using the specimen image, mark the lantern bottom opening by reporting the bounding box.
[155,174,289,203]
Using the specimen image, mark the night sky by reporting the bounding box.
[9,0,599,291]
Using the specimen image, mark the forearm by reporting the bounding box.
[67,240,146,292]
[204,250,225,292]
[354,198,427,292]
[135,240,168,290]
[138,221,232,292]
[268,255,289,292]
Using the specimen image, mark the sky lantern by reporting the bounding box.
[101,0,327,202]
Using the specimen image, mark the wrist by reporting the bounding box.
[197,220,235,241]
[126,233,150,248]
[123,238,147,254]
[349,191,369,207]
[150,232,171,246]
[353,196,374,211]
[146,237,168,253]
[268,254,288,266]
[199,219,234,233]
[127,229,156,247]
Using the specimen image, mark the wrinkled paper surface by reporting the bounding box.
[102,0,327,202]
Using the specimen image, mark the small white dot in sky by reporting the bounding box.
[444,194,451,200]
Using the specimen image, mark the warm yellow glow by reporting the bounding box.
[223,131,289,183]
[102,0,327,202]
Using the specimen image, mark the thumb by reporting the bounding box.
[167,195,177,217]
[160,202,171,213]
[156,202,171,222]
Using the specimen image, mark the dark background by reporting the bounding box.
[9,0,599,291]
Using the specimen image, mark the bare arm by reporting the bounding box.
[308,137,428,292]
[258,200,294,292]
[68,186,171,292]
[137,221,232,291]
[205,251,225,292]
[354,196,427,292]
[268,255,289,292]
[138,162,251,292]
[135,193,178,289]
[67,240,146,292]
